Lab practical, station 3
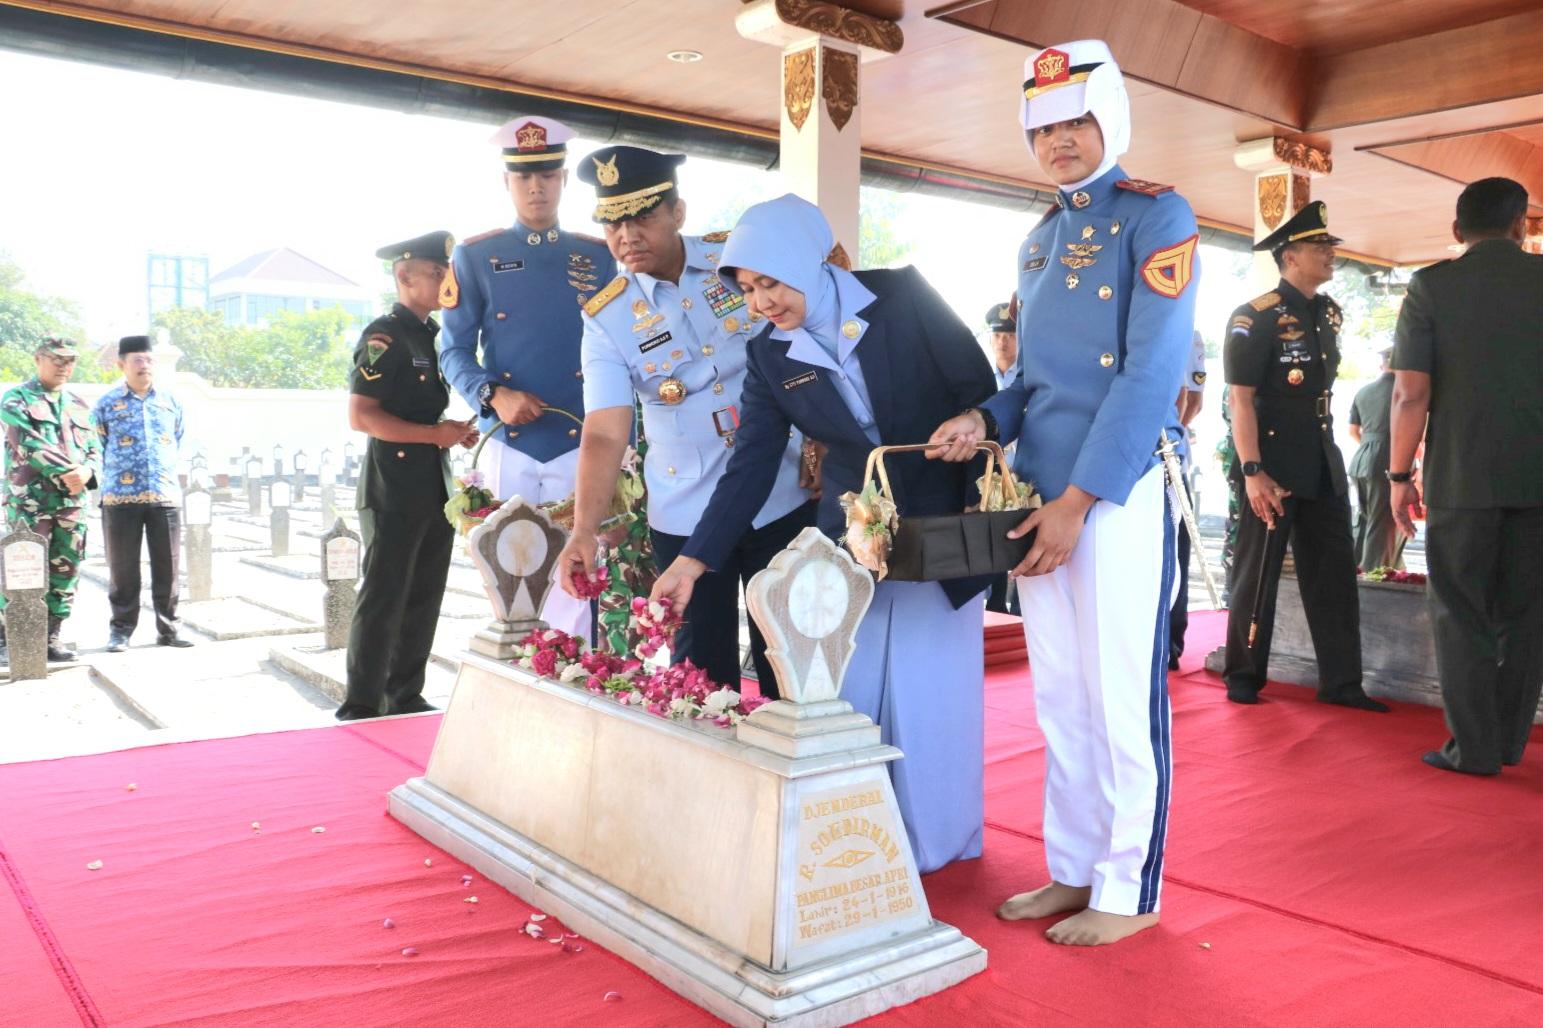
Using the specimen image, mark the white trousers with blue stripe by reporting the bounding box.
[1016,465,1176,916]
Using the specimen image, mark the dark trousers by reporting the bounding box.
[343,508,454,716]
[1169,477,1193,664]
[649,501,817,700]
[1425,505,1543,772]
[1223,483,1362,699]
[985,573,1020,616]
[1352,475,1406,572]
[103,504,181,639]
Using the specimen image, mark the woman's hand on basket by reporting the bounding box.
[925,411,986,462]
[651,556,707,611]
[1009,486,1095,577]
[490,387,546,426]
[431,419,477,449]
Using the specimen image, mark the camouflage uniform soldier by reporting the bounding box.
[1,338,102,662]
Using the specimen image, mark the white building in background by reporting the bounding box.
[207,247,373,331]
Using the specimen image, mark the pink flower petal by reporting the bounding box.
[603,991,623,1002]
[529,913,547,921]
[401,947,419,958]
[383,918,395,929]
[424,858,433,867]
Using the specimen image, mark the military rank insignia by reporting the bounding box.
[703,279,746,318]
[1140,235,1198,298]
[438,264,459,309]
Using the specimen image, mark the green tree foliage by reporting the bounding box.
[858,187,915,269]
[0,252,112,382]
[156,305,356,389]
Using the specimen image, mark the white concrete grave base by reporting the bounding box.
[390,656,983,1027]
[390,529,984,1026]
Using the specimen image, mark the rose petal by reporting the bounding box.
[424,858,433,867]
[401,947,419,958]
[563,942,584,954]
[1199,942,1212,950]
[311,826,326,834]
[464,896,478,904]
[603,991,623,1002]
[125,784,137,791]
[251,822,261,830]
[86,860,103,871]
[383,918,395,929]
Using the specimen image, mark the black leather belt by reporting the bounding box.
[1258,391,1332,417]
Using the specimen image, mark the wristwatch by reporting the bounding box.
[476,381,497,416]
[1386,469,1414,483]
[1241,461,1262,477]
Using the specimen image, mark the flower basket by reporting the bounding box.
[845,442,1038,582]
[444,407,591,537]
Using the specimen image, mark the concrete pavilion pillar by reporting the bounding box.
[735,0,904,268]
[1234,137,1334,290]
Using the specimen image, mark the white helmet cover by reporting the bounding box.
[1019,39,1130,172]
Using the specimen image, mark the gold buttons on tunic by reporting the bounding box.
[418,374,427,381]
[723,318,738,332]
[1029,243,1041,254]
[661,362,672,372]
[667,466,677,475]
[669,349,683,359]
[503,372,512,380]
[702,345,715,355]
[1098,286,1112,300]
[1110,221,1121,235]
[568,428,578,438]
[508,430,519,439]
[1099,353,1114,368]
[574,370,583,378]
[842,320,860,338]
[1066,273,1080,289]
[713,383,724,395]
[1267,429,1276,437]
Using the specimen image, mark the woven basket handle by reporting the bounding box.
[862,440,1015,512]
[469,405,583,468]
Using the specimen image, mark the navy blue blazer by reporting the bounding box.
[681,266,998,608]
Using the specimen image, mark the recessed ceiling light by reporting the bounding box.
[666,50,703,63]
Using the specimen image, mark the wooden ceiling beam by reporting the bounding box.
[1305,10,1543,130]
[928,0,1310,126]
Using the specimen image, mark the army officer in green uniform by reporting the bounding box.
[0,337,101,663]
[1221,202,1385,712]
[1347,348,1404,572]
[337,231,478,721]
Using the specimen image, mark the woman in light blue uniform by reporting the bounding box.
[651,194,998,873]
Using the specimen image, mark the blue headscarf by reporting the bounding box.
[719,193,854,357]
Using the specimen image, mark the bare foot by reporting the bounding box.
[1045,908,1159,946]
[996,881,1091,921]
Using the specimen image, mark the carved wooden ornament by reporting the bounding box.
[822,47,859,132]
[1258,173,1287,230]
[784,48,816,131]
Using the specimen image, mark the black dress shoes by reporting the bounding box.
[391,697,439,715]
[334,704,380,721]
[106,632,130,653]
[1317,689,1390,713]
[1421,750,1499,776]
[157,635,194,648]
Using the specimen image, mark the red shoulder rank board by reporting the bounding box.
[1116,179,1175,197]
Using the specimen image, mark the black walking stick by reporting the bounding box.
[1247,522,1277,648]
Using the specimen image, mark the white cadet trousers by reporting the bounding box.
[486,443,590,642]
[1016,464,1176,916]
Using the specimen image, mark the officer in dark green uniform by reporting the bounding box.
[337,231,478,721]
[1221,201,1386,712]
[1347,348,1403,572]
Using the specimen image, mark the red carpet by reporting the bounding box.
[3,611,1542,1028]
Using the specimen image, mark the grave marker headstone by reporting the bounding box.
[245,457,263,515]
[291,450,308,502]
[184,481,214,602]
[466,497,567,658]
[319,518,361,649]
[1,526,49,681]
[270,479,292,557]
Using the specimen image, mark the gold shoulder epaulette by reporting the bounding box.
[1248,291,1282,312]
[700,230,730,243]
[1115,179,1175,197]
[584,276,628,318]
[461,227,504,247]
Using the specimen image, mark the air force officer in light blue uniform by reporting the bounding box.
[438,116,613,641]
[554,146,814,697]
[930,39,1198,947]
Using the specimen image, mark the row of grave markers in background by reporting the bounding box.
[1,477,361,683]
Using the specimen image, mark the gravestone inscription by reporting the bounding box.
[1,526,49,681]
[319,518,361,650]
